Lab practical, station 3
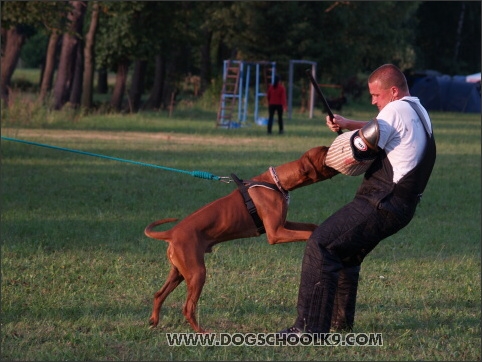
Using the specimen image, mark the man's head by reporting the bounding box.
[368,64,410,111]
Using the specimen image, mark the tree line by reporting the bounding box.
[1,1,480,113]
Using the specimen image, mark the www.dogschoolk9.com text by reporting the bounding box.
[166,332,383,347]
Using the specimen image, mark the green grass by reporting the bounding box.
[1,103,480,360]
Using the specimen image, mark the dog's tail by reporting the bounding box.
[144,218,178,240]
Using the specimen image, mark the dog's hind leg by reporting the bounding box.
[170,246,208,333]
[182,264,207,333]
[151,238,208,332]
[149,264,184,328]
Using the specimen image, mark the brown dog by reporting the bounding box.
[144,146,339,333]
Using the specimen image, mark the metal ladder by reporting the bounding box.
[216,60,242,128]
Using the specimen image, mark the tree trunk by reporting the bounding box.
[215,37,229,73]
[52,1,86,110]
[453,1,466,65]
[39,32,60,103]
[97,68,108,94]
[81,1,99,109]
[69,39,84,107]
[128,59,147,112]
[162,58,178,110]
[111,61,128,111]
[200,30,212,94]
[143,54,166,110]
[53,34,72,109]
[1,26,26,105]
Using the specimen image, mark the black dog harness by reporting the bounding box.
[231,172,287,235]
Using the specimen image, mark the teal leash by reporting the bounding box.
[1,136,232,183]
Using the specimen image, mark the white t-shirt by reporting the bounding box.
[376,96,432,183]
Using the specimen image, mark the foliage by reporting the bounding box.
[95,2,185,70]
[210,1,420,82]
[20,32,49,68]
[2,1,480,113]
[321,2,419,77]
[1,1,71,33]
[6,2,482,77]
[414,1,481,73]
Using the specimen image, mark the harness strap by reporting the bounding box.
[402,99,432,136]
[231,173,266,235]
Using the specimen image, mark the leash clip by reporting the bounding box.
[218,176,233,184]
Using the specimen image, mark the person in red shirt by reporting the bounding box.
[267,75,287,134]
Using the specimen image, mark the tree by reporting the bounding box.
[414,1,481,74]
[128,59,147,112]
[1,1,71,105]
[143,54,167,110]
[143,2,191,110]
[95,2,145,111]
[20,32,49,68]
[129,2,192,112]
[39,31,60,102]
[81,1,100,109]
[52,1,86,110]
[111,60,129,111]
[205,2,420,81]
[1,25,27,104]
[68,34,84,106]
[4,1,479,114]
[125,2,167,112]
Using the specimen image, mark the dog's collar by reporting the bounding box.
[269,166,290,203]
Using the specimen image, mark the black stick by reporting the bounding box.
[305,69,342,135]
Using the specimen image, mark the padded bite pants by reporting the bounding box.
[294,194,416,333]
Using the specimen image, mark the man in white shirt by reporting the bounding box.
[280,64,436,336]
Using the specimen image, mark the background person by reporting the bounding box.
[267,75,287,134]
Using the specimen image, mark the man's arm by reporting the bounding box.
[326,115,368,133]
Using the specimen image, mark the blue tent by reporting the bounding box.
[410,74,481,113]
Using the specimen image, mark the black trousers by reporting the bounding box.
[268,104,283,133]
[294,194,417,333]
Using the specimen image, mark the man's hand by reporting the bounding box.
[326,114,342,133]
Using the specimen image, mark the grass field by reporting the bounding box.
[1,100,480,360]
